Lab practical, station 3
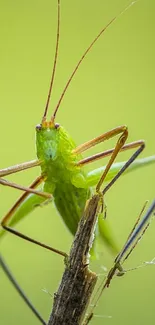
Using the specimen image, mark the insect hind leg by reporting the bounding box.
[0,254,46,325]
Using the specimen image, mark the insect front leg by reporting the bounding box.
[0,160,40,177]
[0,176,67,258]
[0,159,50,198]
[74,125,145,194]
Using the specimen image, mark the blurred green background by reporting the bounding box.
[0,0,155,324]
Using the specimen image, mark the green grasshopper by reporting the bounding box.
[0,0,155,323]
[0,0,155,254]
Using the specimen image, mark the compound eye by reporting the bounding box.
[55,123,60,129]
[36,124,42,131]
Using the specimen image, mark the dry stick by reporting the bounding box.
[47,194,102,325]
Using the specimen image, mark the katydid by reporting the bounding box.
[0,0,155,253]
[0,0,155,323]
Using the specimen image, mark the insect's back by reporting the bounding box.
[53,181,90,235]
[36,122,90,235]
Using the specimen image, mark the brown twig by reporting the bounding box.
[47,194,102,325]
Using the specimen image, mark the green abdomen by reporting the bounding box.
[53,182,90,235]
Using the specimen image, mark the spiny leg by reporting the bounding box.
[74,125,142,192]
[77,140,143,166]
[0,254,46,325]
[109,206,151,281]
[82,142,147,323]
[74,125,145,193]
[77,132,146,255]
[104,200,155,287]
[95,143,145,262]
[96,139,145,193]
[102,142,145,195]
[1,176,67,258]
[120,201,149,254]
[88,201,155,324]
[118,222,150,272]
[75,135,147,255]
[73,125,128,155]
[115,199,155,267]
[74,125,129,191]
[114,202,150,270]
[74,127,146,257]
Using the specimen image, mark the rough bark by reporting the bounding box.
[48,194,101,325]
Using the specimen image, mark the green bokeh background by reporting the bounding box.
[0,1,155,324]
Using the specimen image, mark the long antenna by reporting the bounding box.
[51,1,138,121]
[42,0,60,122]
